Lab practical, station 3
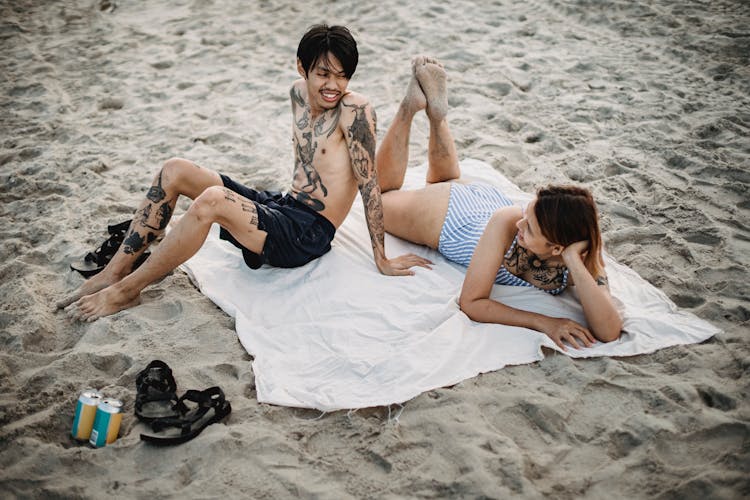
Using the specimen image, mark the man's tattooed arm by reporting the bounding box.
[342,101,386,266]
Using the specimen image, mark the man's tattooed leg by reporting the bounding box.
[146,170,167,203]
[241,201,259,227]
[124,168,178,254]
[138,201,173,231]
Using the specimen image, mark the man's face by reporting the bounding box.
[299,52,350,114]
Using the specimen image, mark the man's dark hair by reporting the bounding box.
[297,24,358,79]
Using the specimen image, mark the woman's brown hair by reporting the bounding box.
[533,185,604,278]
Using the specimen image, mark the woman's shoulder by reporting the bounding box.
[485,205,523,250]
[487,205,522,231]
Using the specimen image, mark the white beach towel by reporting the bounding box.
[181,159,720,411]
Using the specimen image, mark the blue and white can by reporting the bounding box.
[89,398,123,448]
[71,389,102,441]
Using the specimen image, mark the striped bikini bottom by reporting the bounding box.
[437,182,513,267]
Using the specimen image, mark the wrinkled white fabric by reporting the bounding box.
[181,159,720,411]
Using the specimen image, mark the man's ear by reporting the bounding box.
[550,244,564,256]
[297,58,307,79]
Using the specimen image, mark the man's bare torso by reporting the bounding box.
[289,79,362,228]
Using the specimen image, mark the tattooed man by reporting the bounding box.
[59,25,431,321]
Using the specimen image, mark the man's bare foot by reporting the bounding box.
[56,270,120,310]
[413,56,448,122]
[65,284,141,322]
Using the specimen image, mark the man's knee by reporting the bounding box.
[159,157,195,186]
[188,185,226,222]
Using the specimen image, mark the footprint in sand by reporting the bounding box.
[695,384,737,411]
[98,97,124,111]
[137,290,183,322]
[214,363,240,379]
[88,351,134,377]
[607,429,642,459]
[150,60,174,70]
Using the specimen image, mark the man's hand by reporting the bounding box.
[376,254,434,276]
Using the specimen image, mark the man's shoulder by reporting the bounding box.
[338,92,373,128]
[340,91,370,108]
[290,80,306,104]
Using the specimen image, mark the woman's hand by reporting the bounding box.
[561,240,589,265]
[539,316,596,351]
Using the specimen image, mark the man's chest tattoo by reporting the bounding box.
[294,130,327,211]
[504,244,566,288]
[315,105,341,138]
[296,109,309,129]
[292,97,343,212]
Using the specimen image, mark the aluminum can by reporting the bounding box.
[89,398,123,448]
[71,389,102,441]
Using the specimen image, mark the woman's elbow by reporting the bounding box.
[458,294,470,313]
[458,295,479,321]
[596,317,624,343]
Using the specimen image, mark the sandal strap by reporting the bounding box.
[107,219,132,235]
[149,387,225,434]
[136,360,177,395]
[179,387,225,408]
[88,232,124,265]
[151,406,211,434]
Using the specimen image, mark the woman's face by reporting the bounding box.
[515,199,562,258]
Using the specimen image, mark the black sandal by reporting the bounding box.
[134,360,184,423]
[70,219,150,278]
[140,387,232,446]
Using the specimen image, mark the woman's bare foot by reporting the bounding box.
[413,56,448,122]
[402,60,427,116]
[65,283,141,322]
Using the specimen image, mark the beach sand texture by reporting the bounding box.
[1,0,748,497]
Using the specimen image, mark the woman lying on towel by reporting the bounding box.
[376,56,623,349]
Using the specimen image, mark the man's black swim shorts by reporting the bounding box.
[218,174,336,269]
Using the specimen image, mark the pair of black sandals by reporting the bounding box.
[135,360,232,445]
[70,219,150,278]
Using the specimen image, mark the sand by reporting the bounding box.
[1,0,748,497]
